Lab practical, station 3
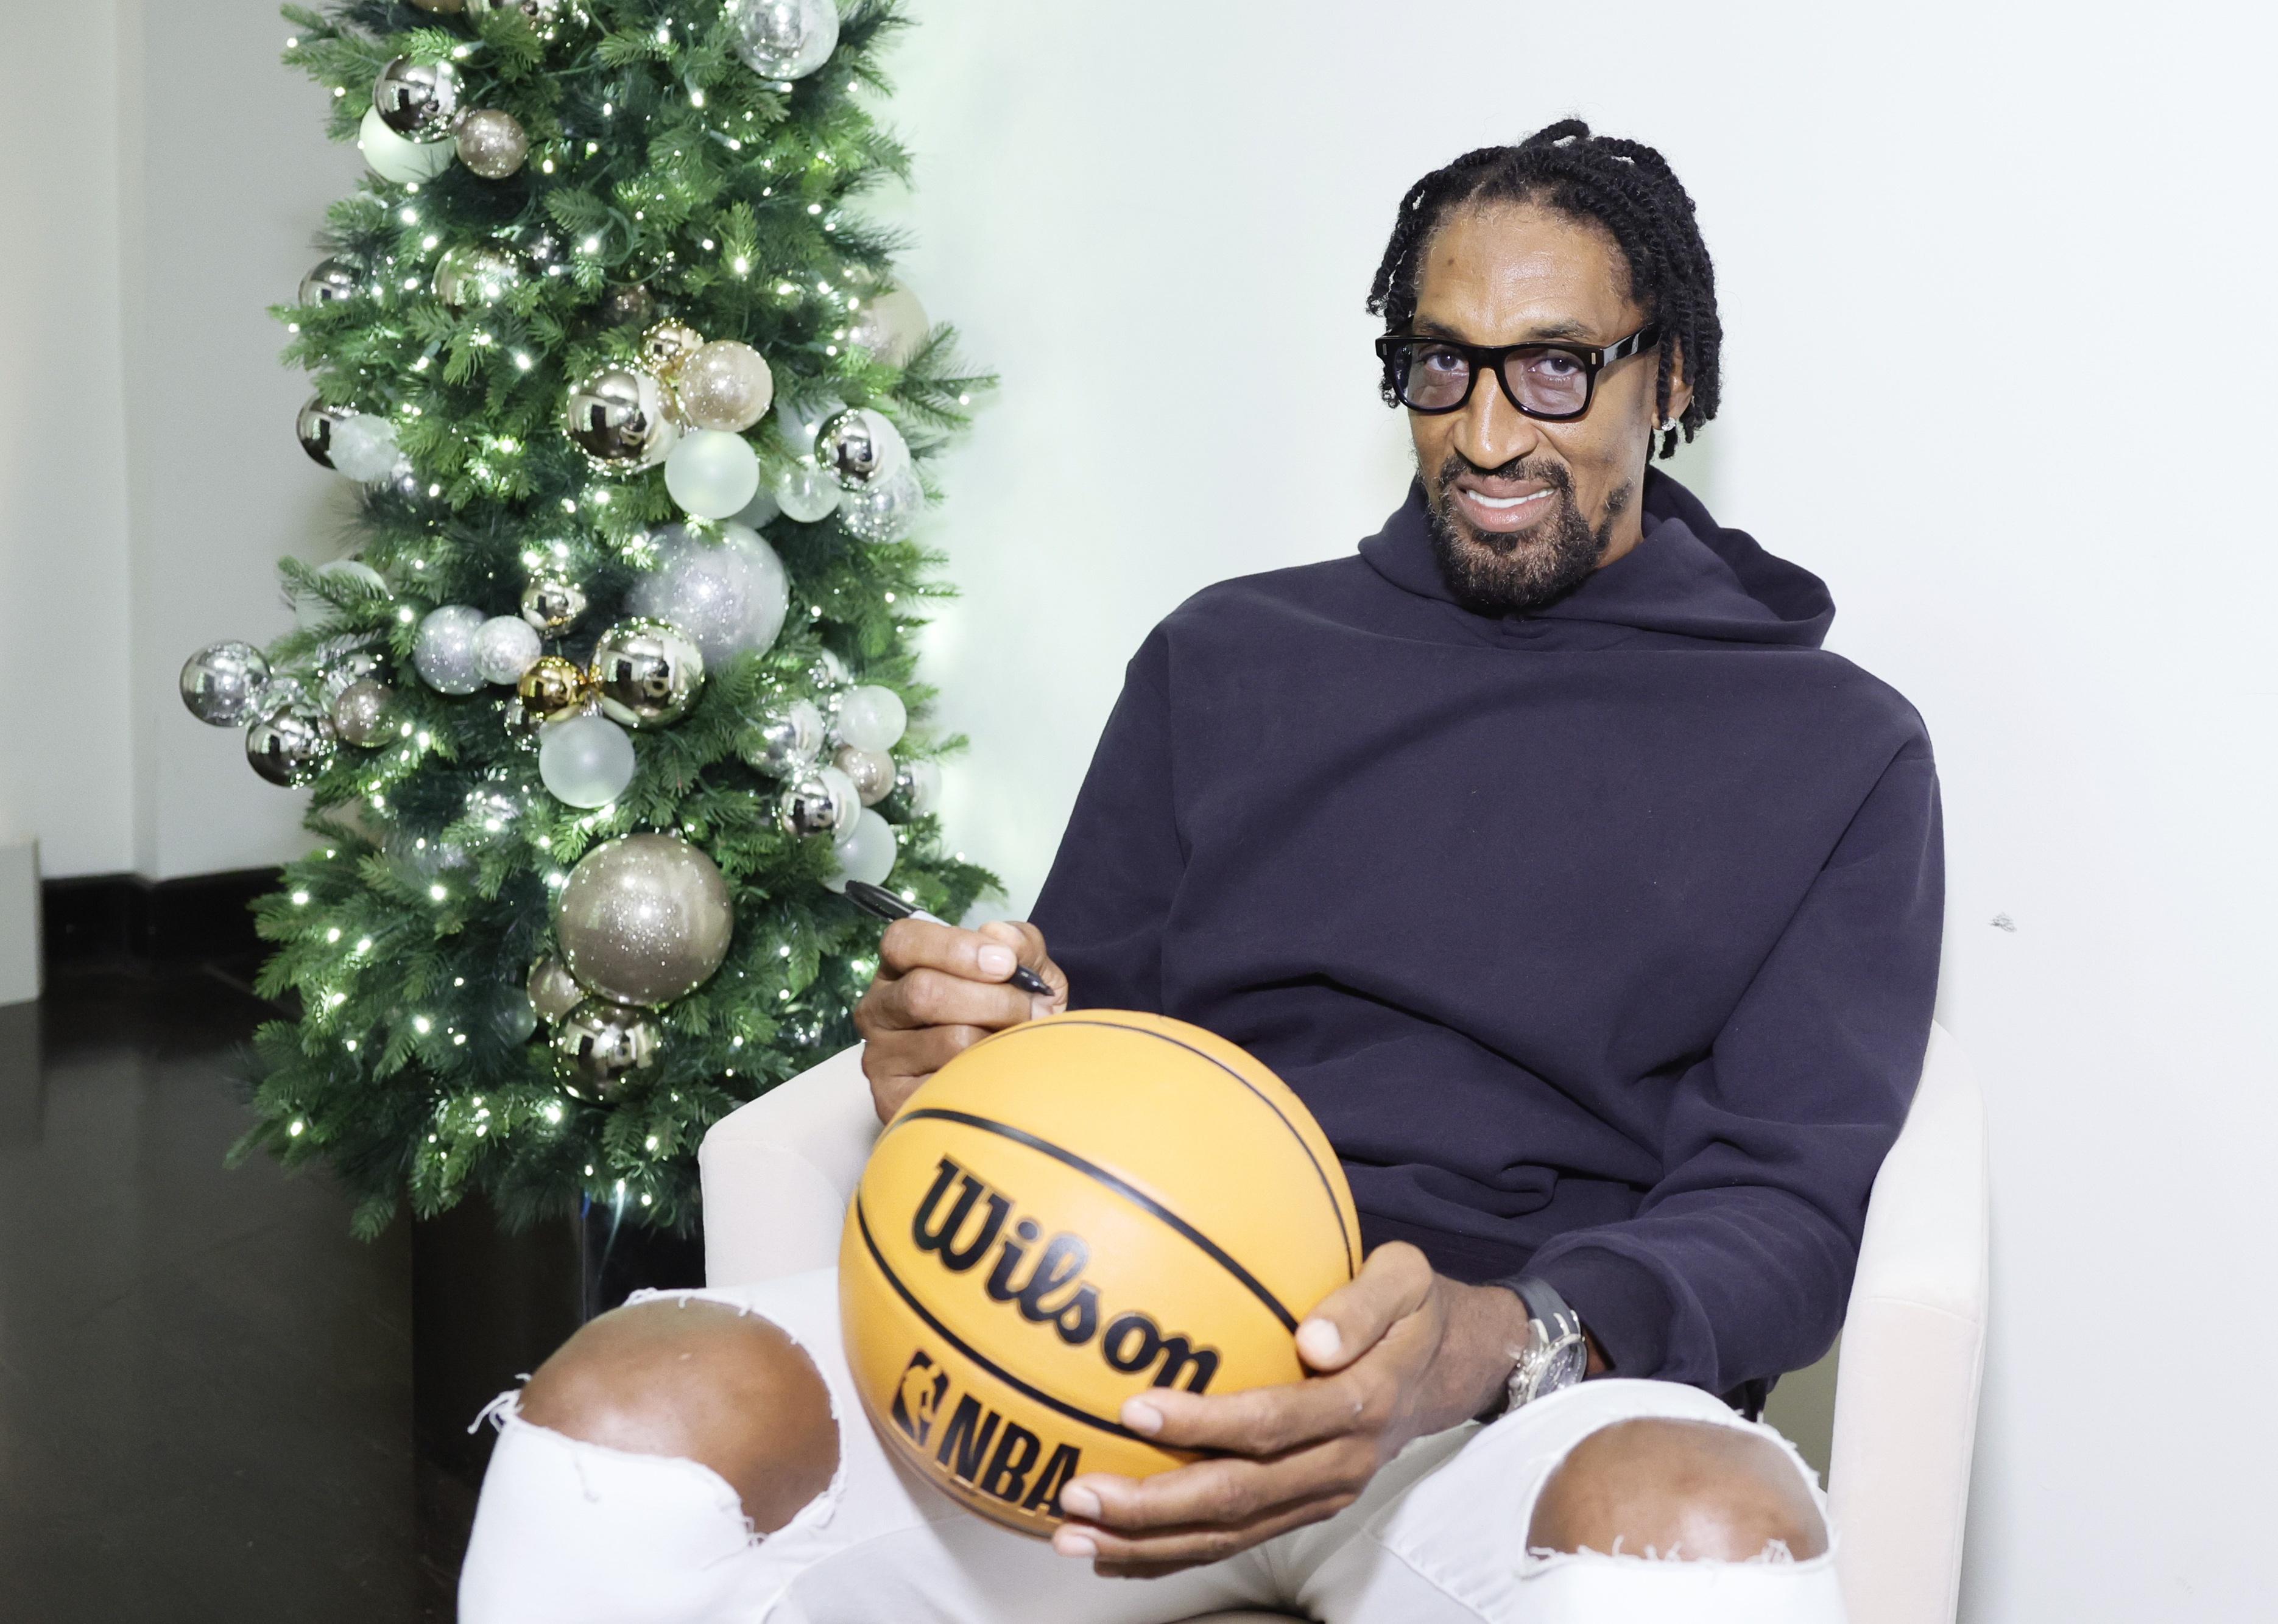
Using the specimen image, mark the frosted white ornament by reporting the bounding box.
[538,713,636,808]
[327,415,403,483]
[673,340,774,433]
[847,284,930,367]
[474,615,543,684]
[825,808,899,893]
[358,105,456,185]
[625,522,789,668]
[664,429,762,520]
[413,605,488,695]
[769,458,840,523]
[834,684,906,752]
[728,0,841,80]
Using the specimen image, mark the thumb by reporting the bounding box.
[1293,1242,1434,1373]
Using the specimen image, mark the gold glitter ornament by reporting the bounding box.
[640,320,705,382]
[555,834,733,1007]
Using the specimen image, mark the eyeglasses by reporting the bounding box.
[1374,323,1661,420]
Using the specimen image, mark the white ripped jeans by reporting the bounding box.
[459,1268,1846,1624]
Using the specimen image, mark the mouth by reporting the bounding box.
[1450,480,1556,536]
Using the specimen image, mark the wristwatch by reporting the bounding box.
[1492,1274,1589,1415]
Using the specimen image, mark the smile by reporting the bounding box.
[1461,490,1550,511]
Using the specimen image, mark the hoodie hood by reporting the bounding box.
[1358,468,1834,649]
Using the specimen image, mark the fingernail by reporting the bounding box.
[1122,1397,1163,1435]
[1298,1319,1341,1362]
[1029,995,1054,1022]
[1054,1530,1097,1558]
[977,945,1016,977]
[1059,1482,1101,1519]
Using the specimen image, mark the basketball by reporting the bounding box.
[838,1010,1361,1536]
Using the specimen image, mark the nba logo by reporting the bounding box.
[890,1348,950,1446]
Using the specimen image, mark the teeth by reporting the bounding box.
[1464,488,1548,510]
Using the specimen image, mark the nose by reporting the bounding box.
[1452,368,1540,473]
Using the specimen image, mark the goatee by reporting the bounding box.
[1424,457,1629,616]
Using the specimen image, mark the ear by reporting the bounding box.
[1660,339,1694,429]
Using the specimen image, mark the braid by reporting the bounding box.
[1366,121,1721,459]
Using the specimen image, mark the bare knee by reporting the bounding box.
[520,1298,838,1534]
[1526,1417,1827,1562]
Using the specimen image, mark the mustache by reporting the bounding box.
[1434,453,1574,494]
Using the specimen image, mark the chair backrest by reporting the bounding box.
[1825,1022,1990,1624]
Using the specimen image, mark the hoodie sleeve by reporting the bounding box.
[1523,739,1945,1393]
[1028,628,1185,1010]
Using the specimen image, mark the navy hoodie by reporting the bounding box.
[1029,471,1943,1395]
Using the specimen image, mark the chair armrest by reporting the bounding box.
[1827,1021,1990,1624]
[698,1044,883,1288]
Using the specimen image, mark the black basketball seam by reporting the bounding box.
[853,1196,1151,1445]
[957,1017,1358,1276]
[897,1106,1302,1332]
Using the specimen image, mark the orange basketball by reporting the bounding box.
[838,1010,1360,1536]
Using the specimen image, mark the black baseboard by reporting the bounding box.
[43,867,282,973]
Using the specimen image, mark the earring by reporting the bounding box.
[1657,417,1679,434]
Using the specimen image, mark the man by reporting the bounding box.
[461,122,1940,1624]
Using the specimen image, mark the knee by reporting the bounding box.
[519,1298,839,1534]
[1525,1417,1828,1563]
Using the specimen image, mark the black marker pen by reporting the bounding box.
[842,880,1056,997]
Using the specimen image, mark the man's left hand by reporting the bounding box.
[1049,1242,1526,1577]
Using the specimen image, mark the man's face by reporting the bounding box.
[1406,202,1686,614]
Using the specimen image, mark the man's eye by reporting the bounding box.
[1418,348,1467,374]
[1529,352,1582,378]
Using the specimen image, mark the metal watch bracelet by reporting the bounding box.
[1493,1273,1589,1416]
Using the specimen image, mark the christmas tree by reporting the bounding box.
[178,0,994,1239]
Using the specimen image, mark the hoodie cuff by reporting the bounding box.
[1525,1249,1674,1380]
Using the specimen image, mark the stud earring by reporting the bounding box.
[1657,417,1679,434]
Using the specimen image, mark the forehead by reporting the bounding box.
[1412,201,1637,343]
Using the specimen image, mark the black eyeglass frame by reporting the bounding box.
[1374,322,1663,420]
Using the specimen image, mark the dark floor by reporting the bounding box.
[0,966,423,1622]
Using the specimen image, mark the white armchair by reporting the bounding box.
[700,1024,1988,1624]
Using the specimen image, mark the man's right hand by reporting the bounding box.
[852,918,1067,1121]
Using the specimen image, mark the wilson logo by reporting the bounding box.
[890,1347,1084,1516]
[910,1154,1221,1393]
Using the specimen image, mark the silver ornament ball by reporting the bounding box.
[741,696,825,776]
[432,244,527,309]
[245,701,336,787]
[299,258,362,308]
[590,618,706,729]
[526,956,585,1024]
[414,605,489,695]
[316,649,382,709]
[728,0,841,80]
[474,615,543,684]
[555,998,660,1086]
[329,677,393,747]
[520,574,588,634]
[556,833,734,1008]
[373,56,462,140]
[564,365,680,470]
[779,763,859,839]
[297,397,351,468]
[838,465,923,544]
[893,756,943,817]
[813,406,910,488]
[180,642,272,726]
[626,523,789,669]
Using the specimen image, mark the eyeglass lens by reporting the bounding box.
[1395,342,1592,417]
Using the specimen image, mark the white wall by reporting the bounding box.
[872,2,2278,1619]
[5,1,2273,1612]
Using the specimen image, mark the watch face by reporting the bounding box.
[1543,1335,1589,1393]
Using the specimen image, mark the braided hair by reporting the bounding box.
[1367,120,1720,460]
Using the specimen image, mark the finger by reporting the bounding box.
[981,919,1070,1007]
[869,965,1034,1035]
[1059,1436,1374,1535]
[1292,1241,1436,1373]
[1115,1367,1384,1457]
[876,916,1030,988]
[1053,1488,1357,1573]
